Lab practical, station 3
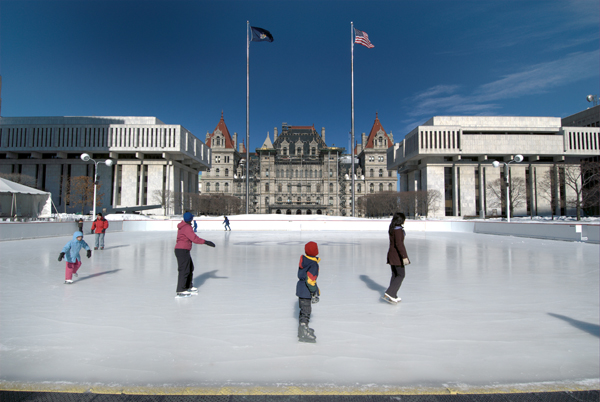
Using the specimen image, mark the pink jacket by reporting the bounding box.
[175,221,206,250]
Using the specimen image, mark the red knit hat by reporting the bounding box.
[305,241,319,257]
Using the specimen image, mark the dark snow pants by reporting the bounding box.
[174,248,195,292]
[299,297,312,324]
[385,265,405,299]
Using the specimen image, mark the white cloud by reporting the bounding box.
[407,50,599,118]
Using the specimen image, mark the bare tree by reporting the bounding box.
[67,176,102,214]
[416,189,442,217]
[536,169,557,219]
[0,173,38,188]
[563,161,600,220]
[486,177,527,217]
[152,189,174,215]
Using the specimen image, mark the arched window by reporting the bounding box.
[277,197,282,203]
[224,183,229,192]
[370,183,374,193]
[215,183,220,192]
[225,168,229,177]
[379,183,383,192]
[357,183,361,193]
[329,183,334,192]
[287,183,292,192]
[216,168,220,177]
[297,197,301,204]
[265,183,270,192]
[388,183,393,191]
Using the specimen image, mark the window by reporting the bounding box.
[216,168,220,177]
[278,183,282,192]
[370,169,374,178]
[277,197,282,203]
[265,169,269,177]
[297,183,302,193]
[329,183,334,192]
[370,183,374,193]
[329,169,333,177]
[297,197,301,204]
[388,183,393,191]
[206,183,210,192]
[379,169,383,177]
[297,147,302,155]
[215,155,221,163]
[357,183,361,193]
[311,147,316,155]
[317,184,321,192]
[379,183,383,192]
[265,197,269,205]
[265,183,270,192]
[215,183,220,192]
[329,197,333,205]
[288,183,292,192]
[224,183,229,193]
[283,147,287,156]
[225,168,229,177]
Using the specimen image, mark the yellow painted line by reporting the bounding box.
[0,381,598,396]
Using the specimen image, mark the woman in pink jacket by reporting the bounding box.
[174,212,215,298]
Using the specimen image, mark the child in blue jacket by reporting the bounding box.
[58,231,91,284]
[296,241,320,343]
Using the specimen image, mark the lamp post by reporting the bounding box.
[80,153,114,217]
[492,154,523,222]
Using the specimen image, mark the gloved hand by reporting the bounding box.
[87,250,92,258]
[204,241,215,248]
[102,229,106,233]
[403,257,410,266]
[91,230,94,235]
[311,294,320,304]
[58,252,65,262]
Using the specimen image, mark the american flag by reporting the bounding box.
[354,28,374,48]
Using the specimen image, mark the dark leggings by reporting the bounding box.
[299,298,312,324]
[385,265,405,298]
[174,248,195,292]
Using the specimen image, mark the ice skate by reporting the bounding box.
[298,323,316,343]
[64,280,73,284]
[383,293,401,304]
[187,287,198,293]
[175,291,192,298]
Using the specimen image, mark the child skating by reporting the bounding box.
[296,241,320,343]
[58,231,91,284]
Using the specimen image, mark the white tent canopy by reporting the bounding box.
[0,178,52,218]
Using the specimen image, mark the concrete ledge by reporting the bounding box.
[1,218,597,243]
[0,221,123,241]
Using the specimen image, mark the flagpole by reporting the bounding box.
[246,21,250,215]
[351,22,356,218]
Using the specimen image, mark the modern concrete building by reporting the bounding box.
[0,116,211,215]
[202,113,398,216]
[388,115,599,218]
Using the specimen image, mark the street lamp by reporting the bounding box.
[81,153,114,217]
[492,154,523,222]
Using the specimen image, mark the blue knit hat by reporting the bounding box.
[183,212,194,222]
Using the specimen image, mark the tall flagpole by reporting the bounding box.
[246,21,250,214]
[351,22,356,218]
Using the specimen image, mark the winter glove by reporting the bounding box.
[403,257,410,266]
[204,240,215,248]
[91,230,94,235]
[87,250,92,258]
[58,252,65,262]
[102,229,106,233]
[311,293,320,304]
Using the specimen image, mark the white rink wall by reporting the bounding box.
[0,214,598,243]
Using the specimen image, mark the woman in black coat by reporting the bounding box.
[384,212,410,303]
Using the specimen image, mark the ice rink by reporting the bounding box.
[0,228,598,393]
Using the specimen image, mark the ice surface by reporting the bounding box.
[0,228,598,390]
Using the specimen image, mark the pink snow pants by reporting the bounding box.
[65,260,82,280]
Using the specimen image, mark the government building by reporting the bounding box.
[201,113,398,216]
[387,108,599,218]
[0,116,211,215]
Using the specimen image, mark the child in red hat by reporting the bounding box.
[295,241,320,343]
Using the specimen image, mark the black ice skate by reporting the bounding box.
[298,323,316,343]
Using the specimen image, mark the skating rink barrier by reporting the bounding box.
[0,218,598,243]
[0,389,597,402]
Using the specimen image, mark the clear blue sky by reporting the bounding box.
[1,0,598,152]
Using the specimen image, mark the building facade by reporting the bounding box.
[0,116,211,215]
[388,115,600,217]
[201,114,398,216]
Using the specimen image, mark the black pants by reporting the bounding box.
[385,265,405,298]
[299,298,312,324]
[174,248,194,292]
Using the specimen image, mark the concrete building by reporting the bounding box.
[0,116,211,215]
[202,113,398,216]
[388,115,599,218]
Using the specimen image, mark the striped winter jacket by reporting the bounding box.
[296,255,320,299]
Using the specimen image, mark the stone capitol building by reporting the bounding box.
[201,113,398,216]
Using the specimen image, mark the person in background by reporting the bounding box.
[223,216,231,231]
[91,212,109,250]
[383,212,410,304]
[76,218,84,234]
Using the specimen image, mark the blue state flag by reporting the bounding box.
[251,26,274,42]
